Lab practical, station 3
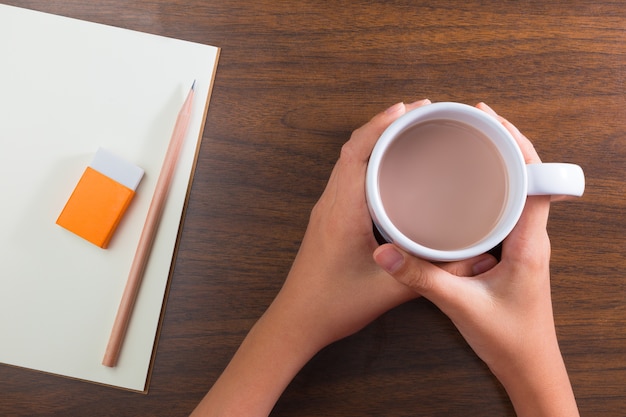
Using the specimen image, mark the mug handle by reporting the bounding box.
[526,163,585,201]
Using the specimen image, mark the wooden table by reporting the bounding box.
[2,1,624,416]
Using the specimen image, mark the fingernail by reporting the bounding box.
[374,245,405,274]
[472,256,498,275]
[502,118,523,136]
[478,102,498,116]
[409,98,431,106]
[385,102,405,114]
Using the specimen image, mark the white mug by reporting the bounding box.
[365,102,585,261]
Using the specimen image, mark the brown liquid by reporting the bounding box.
[379,120,508,250]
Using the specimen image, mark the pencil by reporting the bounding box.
[102,81,196,367]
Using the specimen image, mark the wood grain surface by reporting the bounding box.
[1,1,624,416]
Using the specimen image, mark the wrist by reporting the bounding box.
[492,336,579,417]
[191,293,324,417]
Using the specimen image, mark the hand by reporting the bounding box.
[373,102,579,417]
[190,100,497,417]
[275,99,496,350]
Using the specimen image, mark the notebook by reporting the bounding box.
[0,4,219,392]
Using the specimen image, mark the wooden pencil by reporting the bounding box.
[102,81,196,367]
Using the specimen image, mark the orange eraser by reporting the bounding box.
[56,148,144,248]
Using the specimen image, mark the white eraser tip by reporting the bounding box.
[90,148,144,191]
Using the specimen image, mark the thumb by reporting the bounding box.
[373,244,452,298]
[373,244,496,300]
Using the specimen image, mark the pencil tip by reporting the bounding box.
[191,80,196,91]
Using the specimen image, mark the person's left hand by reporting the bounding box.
[272,99,497,351]
[190,100,500,417]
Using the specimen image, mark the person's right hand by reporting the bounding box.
[373,102,579,417]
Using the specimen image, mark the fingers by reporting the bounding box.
[340,102,406,166]
[373,244,446,298]
[440,253,499,277]
[332,99,431,211]
[475,103,551,259]
[475,102,542,164]
[317,99,430,209]
[405,98,432,112]
[342,99,431,165]
[373,244,496,302]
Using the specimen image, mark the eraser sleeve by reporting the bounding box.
[56,148,144,248]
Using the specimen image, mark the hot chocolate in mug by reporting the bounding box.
[365,102,585,261]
